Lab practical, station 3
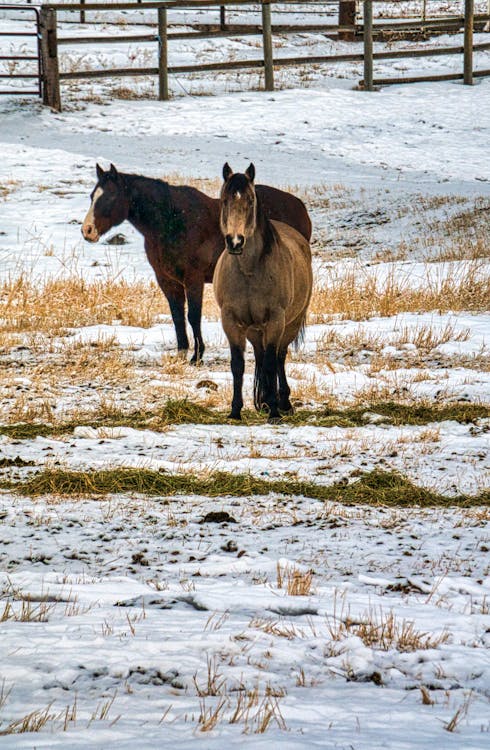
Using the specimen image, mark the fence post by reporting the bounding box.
[464,0,474,85]
[158,6,169,100]
[363,0,373,90]
[338,1,356,41]
[80,0,85,24]
[40,7,61,111]
[220,6,226,30]
[261,1,274,91]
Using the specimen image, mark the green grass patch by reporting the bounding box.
[2,467,488,507]
[0,399,488,440]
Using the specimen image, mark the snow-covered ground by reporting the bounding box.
[0,3,489,747]
[0,493,489,748]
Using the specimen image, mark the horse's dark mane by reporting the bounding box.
[255,191,277,256]
[118,172,184,244]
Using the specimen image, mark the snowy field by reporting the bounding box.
[0,2,490,747]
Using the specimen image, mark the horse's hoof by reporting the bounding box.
[279,404,294,415]
[268,415,282,425]
[190,357,203,367]
[228,411,241,421]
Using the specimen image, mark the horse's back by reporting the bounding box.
[256,185,312,242]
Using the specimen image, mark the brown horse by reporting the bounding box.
[213,163,313,422]
[82,164,311,363]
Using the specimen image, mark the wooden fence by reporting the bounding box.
[38,1,490,110]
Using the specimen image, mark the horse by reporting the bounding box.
[82,163,312,364]
[213,162,313,422]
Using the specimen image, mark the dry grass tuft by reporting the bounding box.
[444,692,474,732]
[193,656,227,697]
[0,599,55,623]
[353,609,450,652]
[0,705,56,735]
[276,562,314,596]
[197,689,287,734]
[327,605,450,653]
[197,696,228,732]
[249,617,303,640]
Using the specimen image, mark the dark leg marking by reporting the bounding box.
[161,281,189,354]
[262,344,280,421]
[229,344,245,420]
[278,347,293,413]
[187,284,205,364]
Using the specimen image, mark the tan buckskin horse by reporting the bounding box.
[82,164,311,363]
[213,163,313,422]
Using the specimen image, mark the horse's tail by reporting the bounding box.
[292,316,307,352]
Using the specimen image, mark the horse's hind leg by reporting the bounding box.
[247,330,265,412]
[159,278,189,357]
[277,347,293,414]
[186,281,205,364]
[262,314,285,422]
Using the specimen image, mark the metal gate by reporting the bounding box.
[0,4,42,97]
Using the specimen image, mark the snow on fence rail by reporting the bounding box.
[26,0,490,108]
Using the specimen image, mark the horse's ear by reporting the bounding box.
[109,163,118,180]
[96,163,104,180]
[245,163,255,183]
[222,162,233,182]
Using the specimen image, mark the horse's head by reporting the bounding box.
[82,163,129,243]
[220,162,256,255]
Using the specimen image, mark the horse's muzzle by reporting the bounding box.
[81,224,100,243]
[226,234,244,255]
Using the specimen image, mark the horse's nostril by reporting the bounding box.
[237,235,244,247]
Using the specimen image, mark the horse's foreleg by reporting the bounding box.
[186,281,205,365]
[277,347,293,414]
[222,310,246,420]
[229,344,245,420]
[159,280,189,356]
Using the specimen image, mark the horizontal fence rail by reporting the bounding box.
[5,1,488,109]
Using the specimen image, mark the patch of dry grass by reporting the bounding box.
[3,467,489,507]
[0,275,166,335]
[309,262,489,322]
[317,320,471,356]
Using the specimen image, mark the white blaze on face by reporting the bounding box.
[82,187,103,241]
